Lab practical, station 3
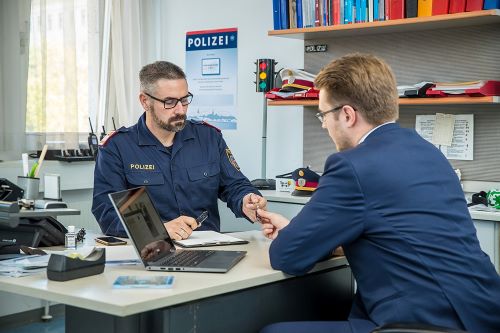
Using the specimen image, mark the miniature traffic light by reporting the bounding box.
[255,59,276,93]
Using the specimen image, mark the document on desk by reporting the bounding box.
[0,255,50,277]
[174,231,249,248]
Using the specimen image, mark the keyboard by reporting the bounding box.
[160,250,215,267]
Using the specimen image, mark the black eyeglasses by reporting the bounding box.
[144,92,193,109]
[315,105,344,123]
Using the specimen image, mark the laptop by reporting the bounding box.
[108,187,246,273]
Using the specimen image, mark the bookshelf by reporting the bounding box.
[268,10,500,39]
[268,96,500,106]
[267,9,500,182]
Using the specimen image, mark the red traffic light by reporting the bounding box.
[255,58,275,93]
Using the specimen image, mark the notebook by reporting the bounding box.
[108,187,246,273]
[173,231,249,248]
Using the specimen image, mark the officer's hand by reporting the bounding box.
[243,193,268,222]
[164,216,198,241]
[257,208,289,240]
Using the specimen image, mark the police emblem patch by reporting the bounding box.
[225,148,240,171]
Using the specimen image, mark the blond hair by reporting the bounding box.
[314,53,399,125]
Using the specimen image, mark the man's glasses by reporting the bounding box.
[315,105,344,123]
[145,92,193,109]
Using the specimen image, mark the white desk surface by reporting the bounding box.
[0,231,347,317]
[262,190,500,222]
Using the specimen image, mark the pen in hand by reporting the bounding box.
[250,193,262,223]
[196,210,209,227]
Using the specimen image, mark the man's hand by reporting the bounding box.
[164,216,198,241]
[257,208,290,240]
[242,193,268,222]
[140,240,168,261]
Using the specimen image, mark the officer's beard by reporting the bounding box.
[149,105,187,133]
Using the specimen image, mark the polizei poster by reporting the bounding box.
[185,28,238,130]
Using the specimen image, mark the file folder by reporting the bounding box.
[466,0,483,11]
[389,0,405,19]
[426,80,500,97]
[273,0,281,30]
[280,0,290,29]
[333,0,341,24]
[418,0,433,16]
[449,0,466,12]
[483,0,500,8]
[406,0,418,17]
[432,0,449,15]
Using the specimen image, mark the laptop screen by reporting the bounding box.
[109,187,175,263]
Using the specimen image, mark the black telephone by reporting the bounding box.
[0,216,67,248]
[0,178,24,201]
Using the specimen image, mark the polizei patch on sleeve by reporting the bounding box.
[225,148,240,171]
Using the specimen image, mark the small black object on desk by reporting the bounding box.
[47,248,105,281]
[251,178,276,190]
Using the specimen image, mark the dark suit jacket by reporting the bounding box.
[269,123,500,333]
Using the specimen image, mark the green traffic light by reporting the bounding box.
[259,81,267,89]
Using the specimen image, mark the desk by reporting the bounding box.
[19,208,81,219]
[0,231,352,333]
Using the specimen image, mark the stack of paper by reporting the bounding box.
[0,255,50,277]
[174,231,248,248]
[432,81,485,94]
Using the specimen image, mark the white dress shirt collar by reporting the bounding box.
[359,121,396,144]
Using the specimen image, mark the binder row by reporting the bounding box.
[272,0,500,30]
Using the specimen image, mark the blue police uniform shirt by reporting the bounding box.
[92,113,260,237]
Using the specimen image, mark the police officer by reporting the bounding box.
[92,61,266,240]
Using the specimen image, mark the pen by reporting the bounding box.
[34,144,48,178]
[256,210,262,224]
[196,210,209,227]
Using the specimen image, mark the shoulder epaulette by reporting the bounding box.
[201,121,221,133]
[99,130,119,146]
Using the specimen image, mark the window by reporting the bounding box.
[26,0,100,149]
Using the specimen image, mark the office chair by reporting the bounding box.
[371,323,468,333]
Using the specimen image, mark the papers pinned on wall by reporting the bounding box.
[415,114,474,160]
[432,113,455,146]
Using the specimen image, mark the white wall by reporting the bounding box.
[157,0,304,180]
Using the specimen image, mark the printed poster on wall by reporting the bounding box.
[185,28,238,130]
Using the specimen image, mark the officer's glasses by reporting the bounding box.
[145,92,193,109]
[315,105,344,123]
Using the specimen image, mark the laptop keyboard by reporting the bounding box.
[160,250,215,267]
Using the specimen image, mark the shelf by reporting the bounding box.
[268,96,500,106]
[268,100,320,106]
[268,10,500,39]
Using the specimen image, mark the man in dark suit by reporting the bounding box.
[258,53,500,333]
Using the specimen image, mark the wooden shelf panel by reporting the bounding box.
[268,100,319,106]
[268,10,500,39]
[268,96,500,106]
